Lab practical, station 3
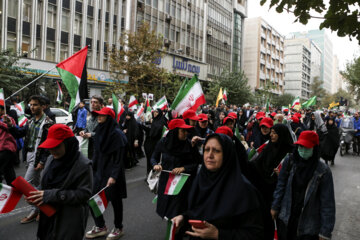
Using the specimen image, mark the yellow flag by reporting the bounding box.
[216,88,223,107]
[328,102,339,109]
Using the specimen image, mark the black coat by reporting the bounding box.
[151,137,200,219]
[40,154,93,240]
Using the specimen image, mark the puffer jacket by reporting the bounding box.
[0,121,17,152]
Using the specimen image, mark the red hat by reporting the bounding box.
[198,113,208,122]
[228,112,237,119]
[259,117,274,128]
[38,124,74,149]
[271,112,277,117]
[93,107,115,119]
[223,116,235,125]
[256,111,266,120]
[291,116,299,124]
[168,119,194,130]
[182,109,199,121]
[283,109,289,112]
[215,126,233,138]
[294,113,302,119]
[294,131,319,148]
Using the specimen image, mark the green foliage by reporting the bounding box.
[342,55,360,103]
[254,81,277,105]
[261,0,360,43]
[272,93,295,108]
[206,69,253,105]
[310,77,327,107]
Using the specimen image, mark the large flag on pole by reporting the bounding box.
[170,75,206,116]
[0,88,4,107]
[152,96,168,110]
[56,46,89,113]
[291,97,300,109]
[0,183,22,214]
[112,93,124,122]
[128,95,139,111]
[223,88,228,101]
[302,96,317,108]
[216,88,223,107]
[56,81,63,103]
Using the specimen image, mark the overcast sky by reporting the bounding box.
[248,1,360,70]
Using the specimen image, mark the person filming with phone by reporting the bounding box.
[172,133,264,239]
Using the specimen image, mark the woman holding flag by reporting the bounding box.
[151,119,201,234]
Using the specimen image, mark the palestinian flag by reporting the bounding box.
[18,115,28,127]
[165,220,176,240]
[112,93,124,122]
[291,97,300,108]
[89,189,108,218]
[56,81,63,104]
[56,46,89,113]
[0,183,22,214]
[145,99,152,120]
[248,141,268,161]
[128,95,139,111]
[153,96,168,110]
[223,88,228,101]
[164,173,189,195]
[170,75,205,117]
[0,88,4,107]
[135,103,144,119]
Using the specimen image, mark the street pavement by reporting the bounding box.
[0,152,360,239]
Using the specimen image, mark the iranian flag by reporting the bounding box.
[0,183,22,214]
[281,106,289,112]
[56,46,89,113]
[164,172,189,195]
[135,103,144,119]
[89,189,108,218]
[291,97,300,108]
[18,115,28,127]
[112,93,124,122]
[0,88,4,107]
[128,95,139,111]
[56,81,63,104]
[170,75,206,117]
[248,141,268,161]
[165,220,176,240]
[14,101,25,115]
[223,88,228,101]
[153,96,168,110]
[162,126,169,138]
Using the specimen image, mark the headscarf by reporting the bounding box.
[293,145,320,189]
[187,133,260,221]
[123,111,139,144]
[42,137,80,189]
[160,128,192,157]
[314,112,327,133]
[149,109,165,139]
[253,124,294,183]
[95,116,127,154]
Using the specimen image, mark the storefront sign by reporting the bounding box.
[172,56,201,75]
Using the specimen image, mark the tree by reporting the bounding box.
[254,81,277,106]
[310,77,327,107]
[206,69,253,106]
[109,22,168,100]
[322,88,355,109]
[261,0,360,42]
[272,93,295,108]
[342,56,360,103]
[0,49,33,98]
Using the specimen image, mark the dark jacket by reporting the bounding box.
[40,154,93,240]
[272,155,335,239]
[44,108,56,123]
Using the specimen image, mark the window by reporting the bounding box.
[62,9,70,32]
[74,14,82,35]
[60,44,69,61]
[46,42,56,61]
[47,4,57,28]
[22,36,30,54]
[7,33,16,51]
[23,0,32,22]
[8,1,18,18]
[87,18,93,38]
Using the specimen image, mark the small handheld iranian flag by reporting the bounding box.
[56,46,89,113]
[18,115,28,127]
[291,97,300,108]
[89,188,108,218]
[170,75,206,117]
[56,81,63,103]
[112,93,124,122]
[153,96,168,110]
[0,88,4,107]
[0,183,22,214]
[14,101,25,115]
[135,103,144,119]
[164,172,189,195]
[162,126,169,138]
[165,220,176,240]
[128,95,139,111]
[248,141,269,161]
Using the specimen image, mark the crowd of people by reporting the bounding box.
[0,93,357,239]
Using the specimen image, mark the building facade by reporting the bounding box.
[292,29,334,93]
[283,38,311,99]
[243,17,285,94]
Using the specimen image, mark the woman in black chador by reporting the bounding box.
[122,111,140,169]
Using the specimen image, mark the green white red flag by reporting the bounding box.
[0,88,4,107]
[223,88,228,101]
[128,95,139,111]
[112,93,124,122]
[18,115,28,127]
[14,102,25,115]
[56,81,63,103]
[135,103,144,119]
[170,75,205,117]
[0,183,22,214]
[291,97,300,108]
[153,96,168,110]
[248,141,268,161]
[56,46,89,113]
[89,189,108,218]
[281,106,289,112]
[162,126,169,138]
[165,220,176,240]
[164,172,189,195]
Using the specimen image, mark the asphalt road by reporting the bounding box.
[0,152,360,240]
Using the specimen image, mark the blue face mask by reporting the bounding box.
[298,146,313,160]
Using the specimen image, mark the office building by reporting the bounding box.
[243,17,285,95]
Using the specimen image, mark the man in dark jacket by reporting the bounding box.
[42,96,56,123]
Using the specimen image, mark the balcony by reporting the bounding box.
[266,62,271,69]
[271,63,275,69]
[260,58,265,65]
[260,72,266,80]
[267,48,271,55]
[260,45,266,53]
[261,32,266,39]
[280,58,284,64]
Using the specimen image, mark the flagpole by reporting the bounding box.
[161,170,191,176]
[5,66,57,100]
[90,185,109,199]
